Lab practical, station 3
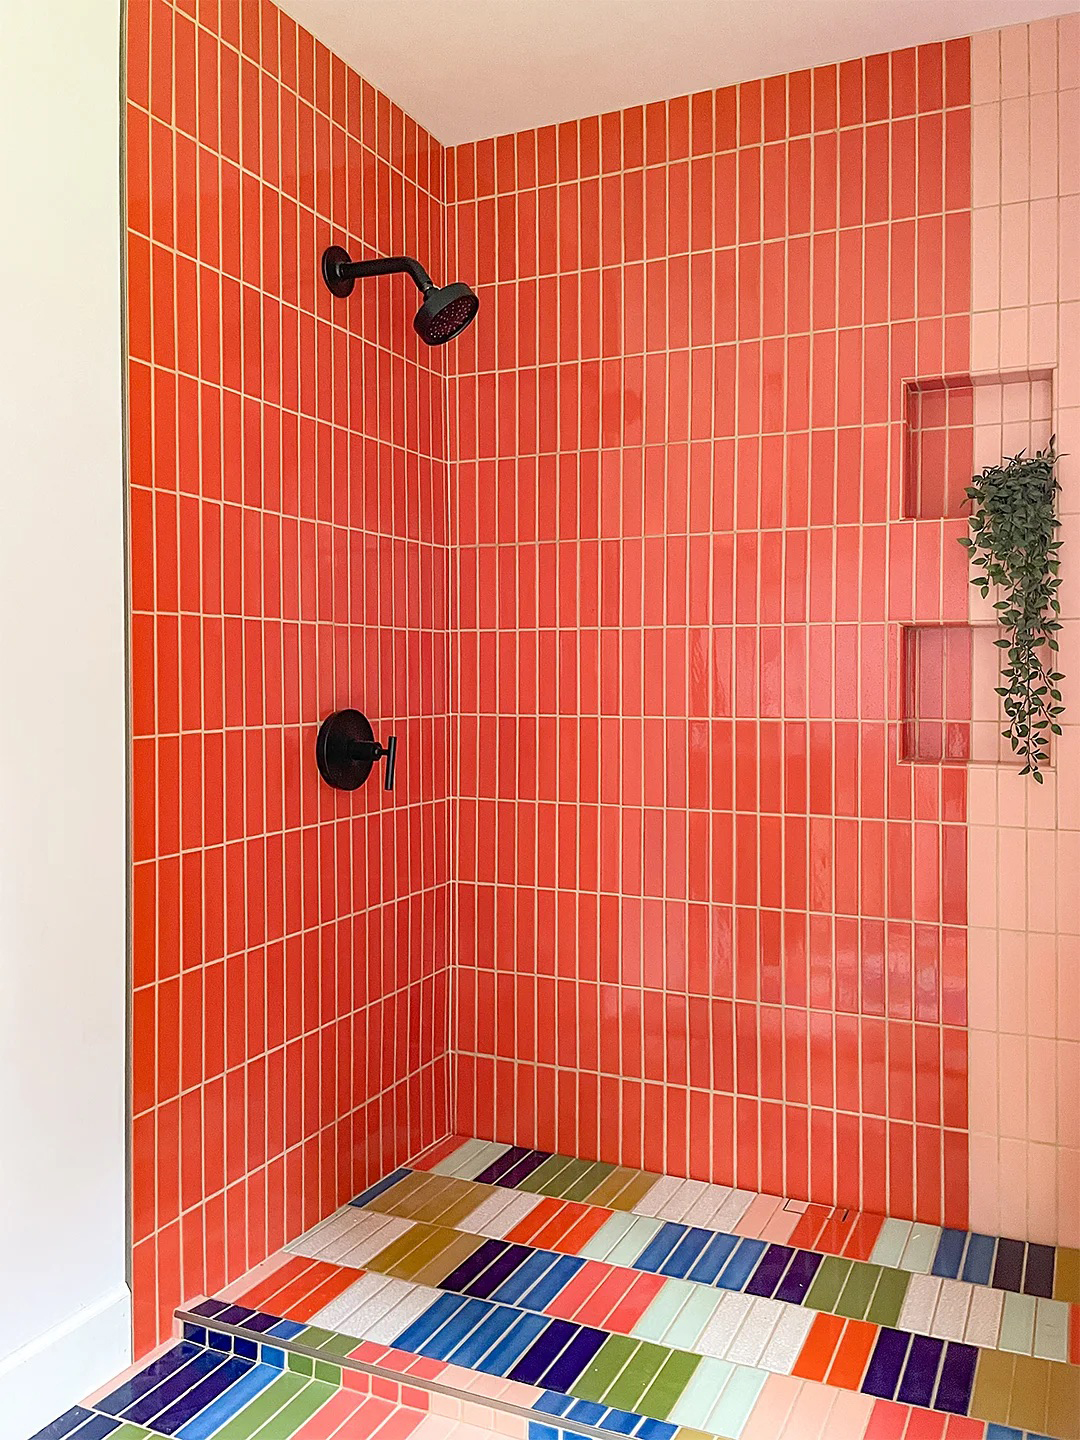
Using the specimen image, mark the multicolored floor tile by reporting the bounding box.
[31,1138,1080,1440]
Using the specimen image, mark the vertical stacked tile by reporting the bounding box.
[445,45,973,1225]
[965,12,1080,1251]
[125,0,453,1352]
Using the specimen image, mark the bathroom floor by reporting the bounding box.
[37,1136,1080,1440]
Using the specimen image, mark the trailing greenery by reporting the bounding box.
[959,439,1063,781]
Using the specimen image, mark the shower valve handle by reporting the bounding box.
[315,709,397,792]
[372,734,397,791]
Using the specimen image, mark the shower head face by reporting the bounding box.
[414,282,480,345]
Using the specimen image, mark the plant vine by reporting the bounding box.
[959,439,1064,781]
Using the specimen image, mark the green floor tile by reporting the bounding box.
[296,1326,335,1349]
[633,1280,698,1341]
[577,1211,639,1260]
[706,1364,766,1435]
[573,1334,641,1403]
[210,1372,307,1440]
[286,1352,313,1375]
[603,1339,670,1411]
[315,1329,364,1357]
[603,1215,664,1266]
[563,1160,616,1202]
[249,1378,337,1438]
[667,1357,735,1429]
[835,1262,882,1319]
[636,1348,702,1420]
[313,1359,342,1384]
[866,1267,910,1327]
[517,1155,576,1194]
[542,1156,595,1197]
[805,1256,853,1312]
[663,1287,724,1350]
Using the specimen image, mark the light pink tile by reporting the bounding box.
[740,1372,802,1440]
[1028,17,1060,94]
[1001,98,1032,202]
[734,1193,783,1237]
[1062,196,1080,301]
[1026,1139,1060,1243]
[1059,935,1080,1042]
[1030,92,1060,198]
[1060,88,1080,196]
[1000,23,1031,99]
[999,202,1031,308]
[1026,931,1059,1038]
[967,929,999,1031]
[998,829,1028,928]
[968,1131,1001,1236]
[999,1137,1030,1236]
[1059,11,1080,89]
[971,28,1002,104]
[968,1030,999,1137]
[972,107,1003,208]
[998,930,1029,1035]
[780,1381,837,1440]
[1028,1037,1059,1144]
[1057,1146,1080,1246]
[998,1032,1029,1140]
[971,208,1001,312]
[818,1388,875,1439]
[1028,199,1059,305]
[1057,1043,1080,1147]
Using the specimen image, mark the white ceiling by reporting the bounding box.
[276,0,1073,146]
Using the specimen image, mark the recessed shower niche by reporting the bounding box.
[902,368,1054,520]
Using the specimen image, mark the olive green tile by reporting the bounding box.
[385,1225,463,1281]
[606,1171,663,1212]
[585,1166,642,1208]
[313,1359,341,1384]
[636,1348,702,1420]
[865,1267,910,1327]
[1053,1246,1080,1303]
[410,1229,484,1286]
[805,1256,853,1312]
[364,1170,432,1216]
[110,1429,155,1440]
[317,1329,366,1357]
[573,1334,641,1403]
[542,1157,598,1198]
[517,1154,578,1194]
[366,1221,436,1273]
[970,1348,1016,1427]
[286,1351,313,1375]
[563,1160,617,1202]
[258,1378,338,1436]
[834,1262,882,1319]
[298,1325,335,1349]
[210,1372,307,1439]
[424,1181,492,1229]
[603,1339,670,1411]
[1046,1358,1080,1440]
[1007,1354,1050,1433]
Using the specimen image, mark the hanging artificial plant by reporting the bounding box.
[959,439,1064,781]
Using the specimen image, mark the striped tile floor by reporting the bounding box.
[32,1137,1080,1440]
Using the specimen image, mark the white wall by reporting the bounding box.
[0,2,131,1435]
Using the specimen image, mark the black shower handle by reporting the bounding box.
[315,709,396,792]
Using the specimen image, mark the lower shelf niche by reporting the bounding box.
[900,623,973,764]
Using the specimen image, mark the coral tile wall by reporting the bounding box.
[126,0,452,1352]
[966,14,1080,1247]
[446,44,975,1226]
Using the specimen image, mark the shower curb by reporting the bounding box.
[175,1307,732,1440]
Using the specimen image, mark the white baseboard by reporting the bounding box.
[0,1285,131,1440]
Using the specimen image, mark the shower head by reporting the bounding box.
[413,282,480,346]
[321,245,479,346]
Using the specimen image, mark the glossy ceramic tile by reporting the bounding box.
[174,1142,1078,1439]
[446,34,973,1230]
[125,0,453,1352]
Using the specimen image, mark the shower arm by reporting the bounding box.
[322,250,435,296]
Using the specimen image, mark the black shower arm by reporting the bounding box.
[325,252,435,295]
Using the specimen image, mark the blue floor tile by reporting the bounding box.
[176,1362,279,1439]
[152,1355,251,1435]
[96,1344,205,1417]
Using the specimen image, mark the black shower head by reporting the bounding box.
[414,282,480,346]
[321,245,479,346]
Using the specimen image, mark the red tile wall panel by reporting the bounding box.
[126,0,451,1353]
[446,45,972,1227]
